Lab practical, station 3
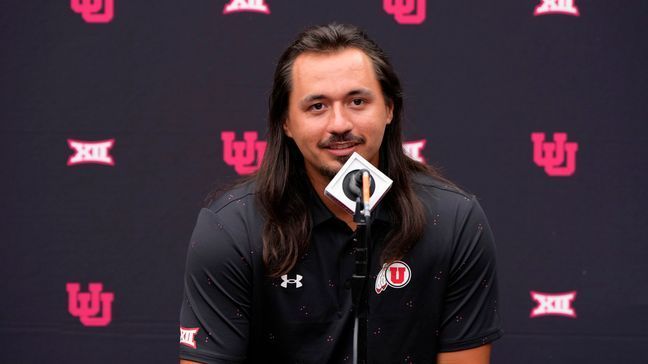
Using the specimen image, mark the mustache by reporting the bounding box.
[318,133,365,148]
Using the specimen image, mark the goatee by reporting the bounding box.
[318,155,351,180]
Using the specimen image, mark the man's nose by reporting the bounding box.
[327,104,353,134]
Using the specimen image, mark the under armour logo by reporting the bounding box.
[221,131,267,175]
[66,282,115,326]
[403,139,426,163]
[534,0,579,16]
[531,132,578,176]
[383,0,426,25]
[67,139,115,166]
[280,274,303,288]
[70,0,114,23]
[530,291,577,318]
[223,0,270,14]
[179,327,200,349]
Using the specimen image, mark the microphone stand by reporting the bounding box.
[351,172,371,364]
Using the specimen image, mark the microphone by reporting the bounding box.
[324,152,393,215]
[325,153,389,364]
[342,169,375,202]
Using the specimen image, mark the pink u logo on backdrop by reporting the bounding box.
[383,0,426,25]
[531,132,578,176]
[71,0,114,23]
[66,283,114,327]
[221,131,267,175]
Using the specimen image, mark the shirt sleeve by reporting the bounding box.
[437,196,503,352]
[179,208,253,363]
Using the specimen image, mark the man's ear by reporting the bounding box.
[283,119,293,138]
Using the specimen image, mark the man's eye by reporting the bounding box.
[352,99,364,106]
[310,103,324,111]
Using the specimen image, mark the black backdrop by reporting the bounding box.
[2,0,647,363]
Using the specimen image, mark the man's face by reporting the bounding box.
[284,48,394,183]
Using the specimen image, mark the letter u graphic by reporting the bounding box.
[221,131,266,174]
[389,267,406,284]
[70,0,114,23]
[66,283,114,326]
[67,283,101,317]
[383,0,426,24]
[531,132,578,176]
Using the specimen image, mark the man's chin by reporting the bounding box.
[313,155,352,181]
[318,160,346,180]
[336,154,352,164]
[317,166,338,180]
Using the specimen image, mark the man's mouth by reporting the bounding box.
[327,142,358,150]
[324,142,359,157]
[319,134,365,157]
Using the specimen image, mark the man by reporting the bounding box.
[180,23,502,363]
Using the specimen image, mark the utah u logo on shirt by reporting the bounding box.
[375,261,412,294]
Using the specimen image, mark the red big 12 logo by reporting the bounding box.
[531,132,578,177]
[530,291,577,318]
[402,139,426,163]
[66,283,114,327]
[534,0,579,16]
[223,0,270,14]
[221,131,267,175]
[67,139,115,166]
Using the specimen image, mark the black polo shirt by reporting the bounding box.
[179,174,502,363]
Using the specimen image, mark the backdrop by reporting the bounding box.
[2,0,647,363]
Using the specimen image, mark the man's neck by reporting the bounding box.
[308,172,357,231]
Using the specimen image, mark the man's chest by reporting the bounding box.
[259,226,450,325]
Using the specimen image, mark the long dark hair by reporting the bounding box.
[256,23,444,277]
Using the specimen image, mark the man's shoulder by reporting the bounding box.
[203,179,263,231]
[206,179,257,212]
[193,179,264,249]
[410,173,474,202]
[409,172,486,225]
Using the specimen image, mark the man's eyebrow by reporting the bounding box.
[299,89,375,106]
[300,94,327,106]
[347,88,374,97]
